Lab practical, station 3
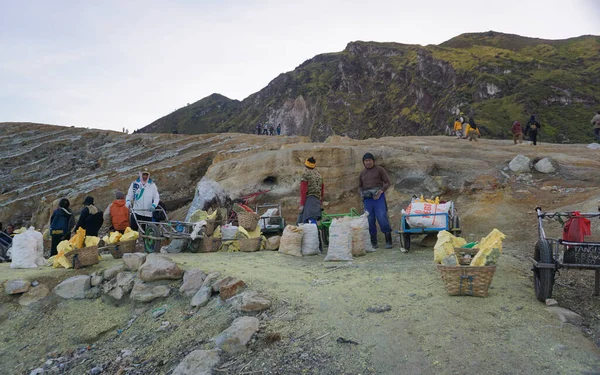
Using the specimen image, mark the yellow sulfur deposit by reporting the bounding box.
[236,225,261,239]
[470,229,506,266]
[120,227,139,242]
[212,225,222,238]
[434,230,467,263]
[57,240,73,254]
[69,228,86,249]
[85,236,100,247]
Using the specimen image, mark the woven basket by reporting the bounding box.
[110,240,137,259]
[239,237,262,252]
[201,238,222,253]
[204,219,216,236]
[65,246,99,269]
[238,212,260,230]
[437,265,496,297]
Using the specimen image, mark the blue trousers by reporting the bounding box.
[364,193,392,236]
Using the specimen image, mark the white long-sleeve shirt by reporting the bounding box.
[126,177,160,216]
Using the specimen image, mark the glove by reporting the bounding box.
[151,204,157,211]
[125,201,131,209]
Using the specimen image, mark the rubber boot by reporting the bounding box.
[385,232,393,249]
[370,234,378,249]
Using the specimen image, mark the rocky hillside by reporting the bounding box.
[140,31,600,143]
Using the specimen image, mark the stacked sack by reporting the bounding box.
[10,227,46,269]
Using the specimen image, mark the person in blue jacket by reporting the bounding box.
[49,198,75,256]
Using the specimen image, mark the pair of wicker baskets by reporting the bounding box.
[201,238,222,253]
[237,212,260,231]
[64,246,99,269]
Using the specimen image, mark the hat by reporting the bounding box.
[115,191,125,200]
[362,152,375,162]
[305,157,316,169]
[83,196,94,205]
[141,167,150,175]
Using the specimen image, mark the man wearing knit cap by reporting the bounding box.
[104,191,130,233]
[359,152,393,249]
[299,157,324,224]
[126,167,160,231]
[75,196,104,237]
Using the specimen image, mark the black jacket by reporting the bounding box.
[75,205,104,237]
[50,207,75,235]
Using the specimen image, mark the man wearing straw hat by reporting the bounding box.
[298,157,324,224]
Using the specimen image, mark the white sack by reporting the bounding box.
[324,218,353,261]
[300,223,320,256]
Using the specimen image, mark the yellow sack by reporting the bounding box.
[218,240,240,252]
[207,210,218,220]
[236,227,250,239]
[470,229,506,266]
[57,240,73,254]
[246,225,262,239]
[69,227,86,249]
[190,209,209,222]
[85,236,100,247]
[260,235,267,250]
[120,228,139,242]
[434,230,467,264]
[213,225,222,239]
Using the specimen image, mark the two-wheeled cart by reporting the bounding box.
[531,207,600,302]
[131,208,205,253]
[397,200,460,251]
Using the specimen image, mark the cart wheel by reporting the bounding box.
[143,223,162,253]
[399,232,411,251]
[533,239,555,302]
[451,216,461,236]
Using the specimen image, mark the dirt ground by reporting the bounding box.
[1,237,599,375]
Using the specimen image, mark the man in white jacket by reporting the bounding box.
[126,168,160,231]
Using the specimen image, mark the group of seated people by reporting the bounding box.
[0,223,14,261]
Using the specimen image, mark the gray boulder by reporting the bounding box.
[191,286,212,308]
[509,154,531,173]
[171,349,220,375]
[229,291,272,313]
[116,272,136,293]
[179,269,207,297]
[212,316,259,354]
[534,157,556,173]
[54,275,91,299]
[19,285,50,306]
[130,281,170,303]
[138,254,183,281]
[4,279,31,295]
[548,306,583,326]
[103,265,126,280]
[122,252,147,271]
[201,272,221,288]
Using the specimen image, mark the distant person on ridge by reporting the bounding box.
[263,123,269,135]
[511,121,523,144]
[104,191,130,233]
[453,118,463,139]
[256,124,261,135]
[591,111,600,141]
[525,115,541,145]
[359,153,393,249]
[467,117,480,142]
[126,168,160,231]
[75,196,104,237]
[269,126,275,136]
[276,124,281,135]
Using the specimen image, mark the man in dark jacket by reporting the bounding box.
[50,198,75,256]
[525,115,541,145]
[359,152,393,249]
[75,196,104,237]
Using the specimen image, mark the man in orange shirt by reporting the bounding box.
[104,191,130,233]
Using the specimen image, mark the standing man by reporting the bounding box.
[453,118,463,139]
[591,111,600,141]
[126,168,160,231]
[511,121,523,144]
[75,196,104,237]
[526,115,541,145]
[298,157,324,224]
[256,123,261,135]
[49,199,75,256]
[104,191,130,233]
[359,153,392,249]
[276,124,281,135]
[263,123,269,135]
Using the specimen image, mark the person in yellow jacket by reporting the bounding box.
[453,118,463,139]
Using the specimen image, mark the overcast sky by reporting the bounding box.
[1,0,599,132]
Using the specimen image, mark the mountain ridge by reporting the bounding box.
[140,31,600,143]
